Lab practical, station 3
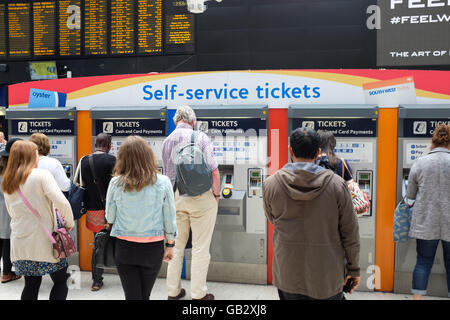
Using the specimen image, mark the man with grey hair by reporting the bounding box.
[162,105,220,300]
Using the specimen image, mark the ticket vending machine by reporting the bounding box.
[90,106,167,170]
[288,105,379,292]
[182,105,268,284]
[394,104,450,297]
[5,107,79,265]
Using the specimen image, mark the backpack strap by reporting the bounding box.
[191,130,197,145]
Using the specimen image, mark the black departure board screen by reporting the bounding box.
[2,0,195,60]
[111,0,134,54]
[85,0,107,55]
[33,1,56,56]
[0,4,5,57]
[8,2,31,57]
[165,1,195,54]
[137,0,162,54]
[59,0,81,56]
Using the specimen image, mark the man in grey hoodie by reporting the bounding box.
[263,127,360,300]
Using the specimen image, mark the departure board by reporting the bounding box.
[2,0,195,60]
[8,2,31,57]
[33,1,56,56]
[111,0,134,54]
[59,0,81,56]
[0,4,5,57]
[85,0,107,55]
[137,0,162,54]
[165,1,195,54]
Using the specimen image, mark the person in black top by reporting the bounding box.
[79,133,116,291]
[316,130,353,181]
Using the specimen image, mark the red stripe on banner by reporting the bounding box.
[8,73,153,106]
[313,69,450,96]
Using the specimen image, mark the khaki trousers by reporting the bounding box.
[166,190,218,299]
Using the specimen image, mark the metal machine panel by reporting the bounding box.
[184,105,268,284]
[90,106,167,166]
[288,104,379,292]
[394,105,450,297]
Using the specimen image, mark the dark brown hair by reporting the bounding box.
[317,130,338,167]
[431,124,450,148]
[0,157,7,175]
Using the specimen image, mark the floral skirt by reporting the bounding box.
[13,217,67,277]
[13,259,67,277]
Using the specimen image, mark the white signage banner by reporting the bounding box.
[335,141,374,164]
[50,139,73,159]
[68,71,366,109]
[405,142,431,165]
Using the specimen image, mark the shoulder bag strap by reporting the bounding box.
[341,158,352,180]
[74,156,85,186]
[89,154,106,206]
[17,188,56,244]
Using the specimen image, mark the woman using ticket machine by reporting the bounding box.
[316,130,370,215]
[316,130,353,181]
[406,124,450,300]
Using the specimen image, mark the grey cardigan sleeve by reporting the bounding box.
[406,164,419,200]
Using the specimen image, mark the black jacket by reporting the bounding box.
[80,153,116,211]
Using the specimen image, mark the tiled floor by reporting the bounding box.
[0,271,448,300]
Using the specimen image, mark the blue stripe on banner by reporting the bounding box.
[57,92,67,107]
[167,109,177,134]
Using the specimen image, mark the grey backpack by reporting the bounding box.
[175,131,212,196]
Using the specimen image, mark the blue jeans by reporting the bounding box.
[412,239,450,297]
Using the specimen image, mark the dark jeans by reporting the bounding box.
[412,239,450,296]
[92,232,104,283]
[21,266,69,300]
[0,238,12,274]
[115,238,164,300]
[278,289,344,300]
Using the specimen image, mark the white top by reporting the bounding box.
[38,156,71,192]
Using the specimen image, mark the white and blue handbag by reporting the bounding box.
[393,196,412,243]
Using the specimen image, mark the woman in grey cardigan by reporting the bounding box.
[407,124,450,300]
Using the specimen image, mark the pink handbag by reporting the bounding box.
[17,189,76,259]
